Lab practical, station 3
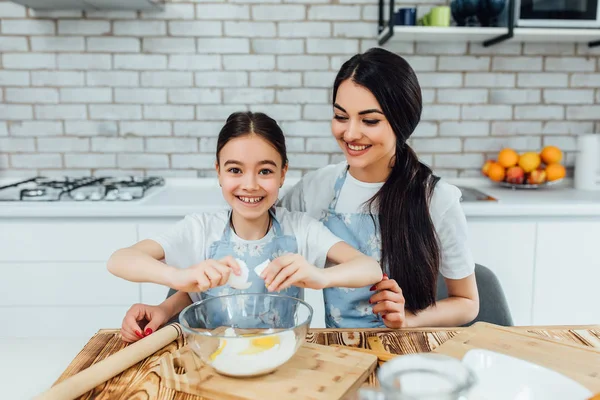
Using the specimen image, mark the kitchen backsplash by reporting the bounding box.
[0,0,599,178]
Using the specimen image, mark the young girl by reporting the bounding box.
[108,111,382,342]
[279,48,479,329]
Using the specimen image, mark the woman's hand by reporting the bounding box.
[369,274,409,329]
[121,303,169,343]
[261,254,329,292]
[169,256,241,292]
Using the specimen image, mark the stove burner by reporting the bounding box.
[21,188,46,198]
[0,176,165,202]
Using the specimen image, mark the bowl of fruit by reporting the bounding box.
[481,146,566,189]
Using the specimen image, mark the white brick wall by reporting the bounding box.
[0,0,598,177]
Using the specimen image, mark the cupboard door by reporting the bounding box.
[0,262,139,306]
[0,222,137,261]
[533,222,600,325]
[467,221,537,325]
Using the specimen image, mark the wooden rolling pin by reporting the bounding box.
[34,323,183,400]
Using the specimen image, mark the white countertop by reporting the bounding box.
[1,177,600,218]
[0,336,91,400]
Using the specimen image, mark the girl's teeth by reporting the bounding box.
[348,143,369,151]
[239,196,263,204]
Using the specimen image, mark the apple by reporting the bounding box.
[481,160,495,176]
[505,166,525,184]
[527,168,547,184]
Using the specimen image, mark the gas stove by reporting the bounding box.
[0,176,165,202]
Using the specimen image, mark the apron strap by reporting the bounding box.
[328,166,349,212]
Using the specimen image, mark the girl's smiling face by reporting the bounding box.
[216,134,287,222]
[331,79,397,182]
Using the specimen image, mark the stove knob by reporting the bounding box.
[89,192,103,201]
[73,192,87,201]
[118,192,133,201]
[105,191,118,201]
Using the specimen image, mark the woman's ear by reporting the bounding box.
[280,162,288,188]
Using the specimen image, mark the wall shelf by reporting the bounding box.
[378,0,600,48]
[378,26,600,45]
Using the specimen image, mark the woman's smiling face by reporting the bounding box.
[331,79,397,181]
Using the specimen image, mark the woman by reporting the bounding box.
[279,48,479,329]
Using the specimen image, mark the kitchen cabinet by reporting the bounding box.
[533,221,600,325]
[0,222,137,262]
[467,221,536,325]
[0,221,137,337]
[1,213,598,336]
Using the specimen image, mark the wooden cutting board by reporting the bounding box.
[433,322,600,392]
[159,341,377,400]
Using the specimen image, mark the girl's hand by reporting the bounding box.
[261,254,329,292]
[369,274,409,329]
[121,303,169,343]
[169,256,241,292]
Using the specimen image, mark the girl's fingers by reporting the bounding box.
[369,290,404,305]
[268,264,299,292]
[262,258,286,285]
[372,279,402,294]
[271,269,304,292]
[196,275,210,292]
[211,262,231,286]
[219,256,241,276]
[204,265,222,288]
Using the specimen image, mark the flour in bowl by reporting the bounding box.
[209,328,298,377]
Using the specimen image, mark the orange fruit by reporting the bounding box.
[540,145,563,165]
[497,148,519,168]
[487,162,505,182]
[481,159,495,176]
[518,152,541,173]
[545,163,566,181]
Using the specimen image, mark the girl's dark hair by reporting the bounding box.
[333,47,441,313]
[216,111,288,167]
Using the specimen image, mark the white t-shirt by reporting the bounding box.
[151,207,343,302]
[279,162,475,280]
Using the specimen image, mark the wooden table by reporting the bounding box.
[54,325,600,399]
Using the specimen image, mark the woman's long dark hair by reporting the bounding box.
[216,111,288,168]
[333,48,441,313]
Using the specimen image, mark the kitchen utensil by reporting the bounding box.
[419,6,451,26]
[160,342,377,399]
[34,323,182,400]
[394,7,416,25]
[575,134,600,191]
[433,322,600,392]
[179,293,312,377]
[357,353,477,400]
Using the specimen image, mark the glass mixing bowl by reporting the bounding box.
[179,293,313,378]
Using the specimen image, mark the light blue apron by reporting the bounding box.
[201,209,301,328]
[321,168,386,328]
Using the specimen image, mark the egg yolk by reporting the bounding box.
[210,339,227,361]
[239,336,280,355]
